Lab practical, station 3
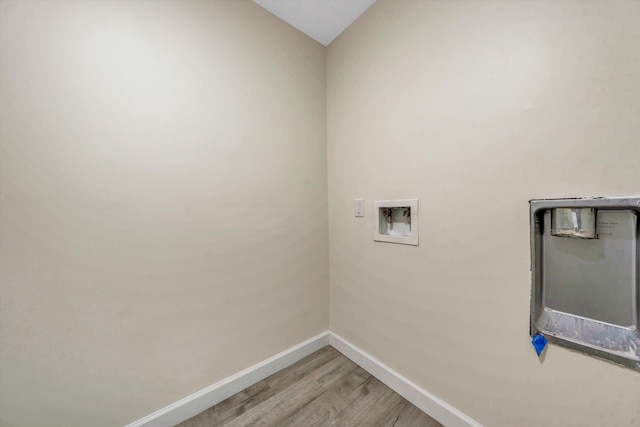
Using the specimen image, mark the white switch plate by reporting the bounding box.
[354,199,364,217]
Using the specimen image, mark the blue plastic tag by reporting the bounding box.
[532,333,547,356]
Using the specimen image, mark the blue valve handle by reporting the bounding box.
[532,333,547,356]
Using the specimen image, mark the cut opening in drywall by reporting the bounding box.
[530,197,640,371]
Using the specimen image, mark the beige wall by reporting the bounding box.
[0,1,328,426]
[3,0,640,426]
[327,1,640,426]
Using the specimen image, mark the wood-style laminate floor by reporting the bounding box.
[177,346,442,427]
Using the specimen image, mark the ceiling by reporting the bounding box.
[252,0,376,46]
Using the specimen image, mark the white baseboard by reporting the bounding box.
[125,331,330,427]
[329,332,483,427]
[126,330,480,427]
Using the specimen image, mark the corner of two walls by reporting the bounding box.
[3,0,639,426]
[0,1,328,426]
[326,1,640,426]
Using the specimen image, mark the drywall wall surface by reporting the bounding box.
[327,1,640,426]
[0,1,328,425]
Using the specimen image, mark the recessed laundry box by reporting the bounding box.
[373,199,418,246]
[529,197,640,370]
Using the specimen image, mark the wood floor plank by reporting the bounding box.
[177,380,269,427]
[348,387,406,426]
[395,401,443,427]
[223,352,357,427]
[221,346,341,424]
[265,346,341,391]
[276,366,371,426]
[177,346,340,427]
[178,346,443,427]
[328,375,395,425]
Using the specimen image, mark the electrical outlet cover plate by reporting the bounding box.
[373,199,418,246]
